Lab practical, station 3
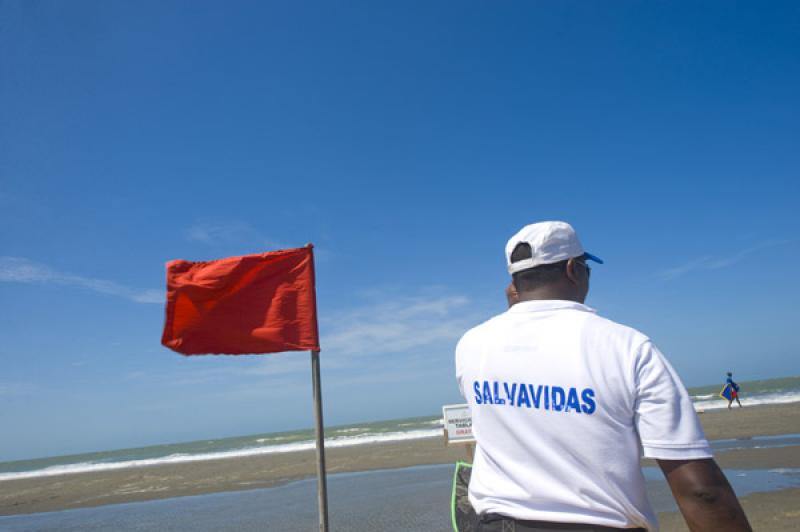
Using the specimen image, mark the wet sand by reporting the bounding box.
[1,402,798,528]
[0,437,469,516]
[658,488,800,532]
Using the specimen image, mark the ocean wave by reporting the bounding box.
[255,436,297,443]
[0,428,442,482]
[692,394,716,400]
[694,391,800,412]
[397,418,443,428]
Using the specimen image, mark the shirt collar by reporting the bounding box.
[508,299,597,314]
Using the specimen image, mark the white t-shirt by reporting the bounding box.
[455,300,711,530]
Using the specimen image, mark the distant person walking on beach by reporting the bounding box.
[725,372,743,409]
[456,221,751,531]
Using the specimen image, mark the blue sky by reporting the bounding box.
[1,1,798,461]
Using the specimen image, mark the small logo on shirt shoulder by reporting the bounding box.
[502,345,529,352]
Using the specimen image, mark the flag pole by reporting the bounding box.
[306,244,329,532]
[311,349,329,532]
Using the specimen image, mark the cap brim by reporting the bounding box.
[583,252,603,264]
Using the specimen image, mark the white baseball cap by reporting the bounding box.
[505,221,603,275]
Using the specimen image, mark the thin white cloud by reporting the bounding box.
[657,256,713,281]
[0,257,162,304]
[243,355,316,377]
[321,294,473,357]
[657,239,794,281]
[185,219,284,250]
[0,382,38,397]
[129,352,323,386]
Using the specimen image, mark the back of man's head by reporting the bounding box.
[510,243,571,293]
[505,221,601,303]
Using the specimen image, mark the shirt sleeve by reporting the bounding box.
[633,341,713,460]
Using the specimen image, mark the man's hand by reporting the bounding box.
[505,282,519,308]
[658,458,751,531]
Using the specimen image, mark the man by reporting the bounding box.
[455,221,751,531]
[725,372,743,409]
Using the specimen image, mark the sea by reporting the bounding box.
[1,376,799,482]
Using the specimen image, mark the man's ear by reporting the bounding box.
[506,282,519,307]
[565,258,580,285]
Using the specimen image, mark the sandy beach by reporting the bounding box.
[1,403,798,530]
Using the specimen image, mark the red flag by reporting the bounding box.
[161,246,320,355]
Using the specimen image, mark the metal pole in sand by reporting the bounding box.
[311,349,329,532]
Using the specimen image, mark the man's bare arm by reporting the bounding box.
[658,458,751,531]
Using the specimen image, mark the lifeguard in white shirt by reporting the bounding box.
[455,221,751,532]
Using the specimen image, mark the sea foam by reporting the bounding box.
[0,428,442,482]
[694,390,800,412]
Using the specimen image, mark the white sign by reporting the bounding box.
[442,403,474,444]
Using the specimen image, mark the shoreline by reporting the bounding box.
[0,402,798,518]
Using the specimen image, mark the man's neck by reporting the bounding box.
[516,289,583,304]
